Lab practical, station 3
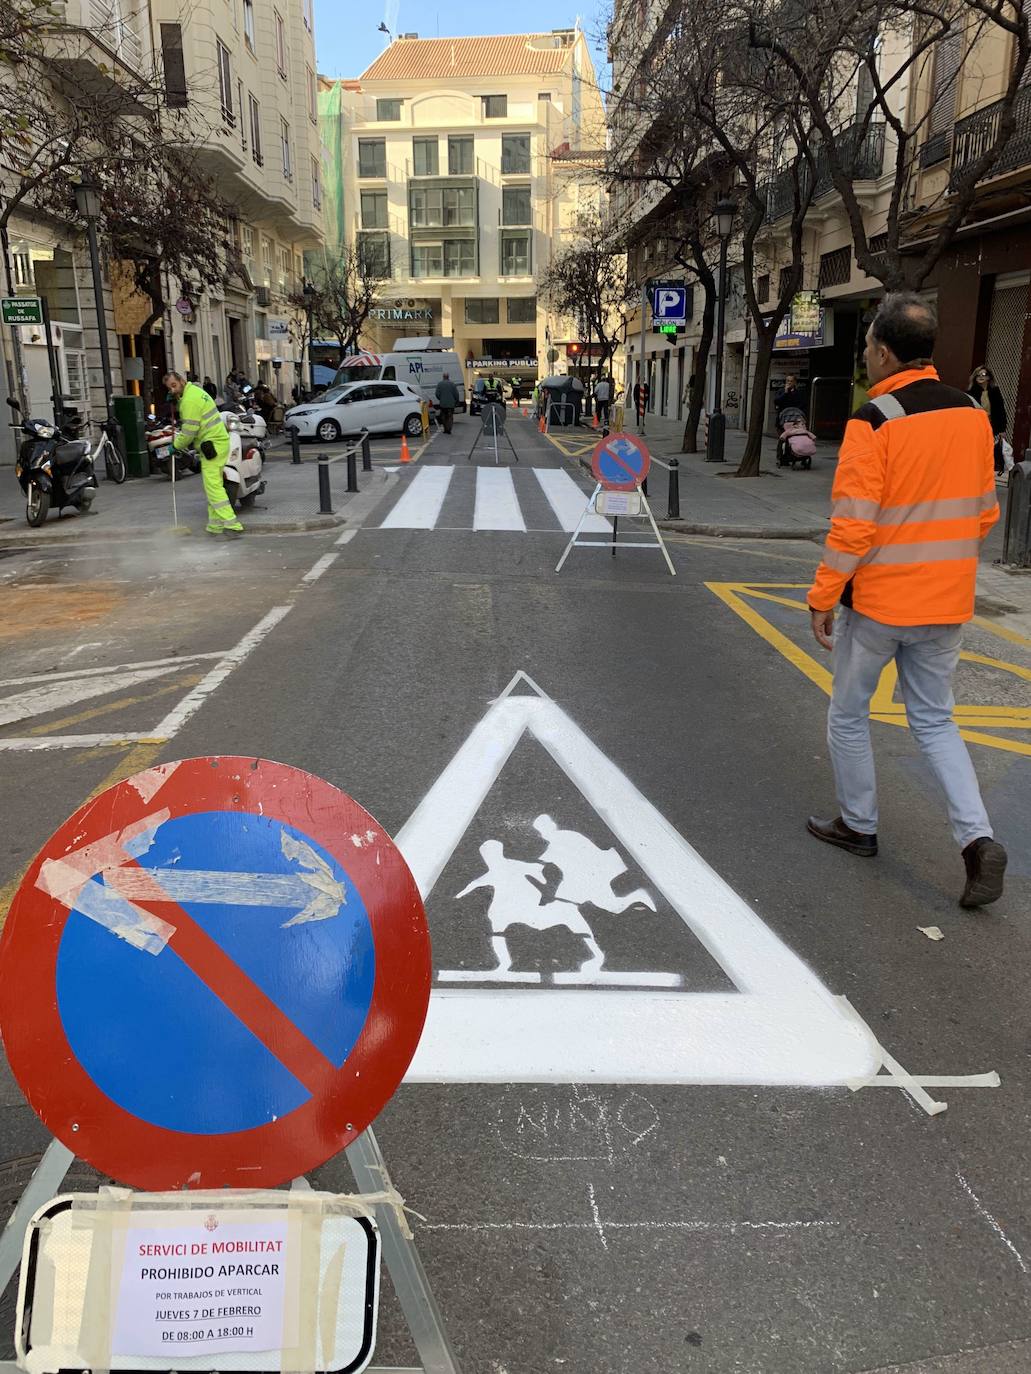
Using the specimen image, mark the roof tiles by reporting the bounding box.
[360,33,575,83]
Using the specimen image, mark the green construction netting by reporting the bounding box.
[318,81,345,255]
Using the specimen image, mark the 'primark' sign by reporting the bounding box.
[371,304,433,321]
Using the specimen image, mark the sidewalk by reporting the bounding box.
[0,450,391,544]
[566,411,838,539]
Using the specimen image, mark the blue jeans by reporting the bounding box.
[827,609,992,849]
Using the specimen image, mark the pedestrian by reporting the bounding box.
[202,375,217,400]
[532,380,540,414]
[224,370,242,407]
[594,375,612,427]
[805,293,1005,907]
[164,371,243,538]
[775,373,805,427]
[967,366,1010,473]
[434,371,460,435]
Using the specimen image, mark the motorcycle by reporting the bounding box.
[219,411,266,510]
[145,414,200,479]
[8,397,98,527]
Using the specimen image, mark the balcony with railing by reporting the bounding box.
[763,121,886,223]
[949,83,1031,191]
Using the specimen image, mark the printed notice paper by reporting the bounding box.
[111,1213,294,1357]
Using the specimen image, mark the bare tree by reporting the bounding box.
[537,210,636,392]
[94,148,235,406]
[294,245,387,358]
[747,0,1031,290]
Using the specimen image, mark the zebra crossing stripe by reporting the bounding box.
[380,465,455,529]
[473,468,526,532]
[533,469,612,533]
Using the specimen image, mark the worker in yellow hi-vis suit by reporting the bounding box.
[163,371,243,536]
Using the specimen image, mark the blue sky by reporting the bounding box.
[313,0,610,92]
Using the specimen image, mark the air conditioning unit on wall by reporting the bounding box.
[255,286,271,306]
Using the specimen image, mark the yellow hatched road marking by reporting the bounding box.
[706,581,1031,757]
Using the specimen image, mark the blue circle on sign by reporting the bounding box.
[55,812,375,1135]
[597,436,647,486]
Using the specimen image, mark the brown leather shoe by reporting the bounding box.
[960,837,1007,908]
[806,815,878,857]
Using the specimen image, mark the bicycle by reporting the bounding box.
[91,420,126,484]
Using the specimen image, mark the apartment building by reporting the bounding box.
[327,29,605,386]
[140,0,324,397]
[0,4,145,456]
[609,0,1031,455]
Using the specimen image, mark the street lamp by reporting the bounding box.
[302,279,317,396]
[74,179,116,430]
[706,197,737,463]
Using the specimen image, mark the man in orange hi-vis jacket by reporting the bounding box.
[806,293,1006,909]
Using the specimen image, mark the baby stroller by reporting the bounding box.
[776,407,817,470]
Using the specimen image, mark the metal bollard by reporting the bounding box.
[317,454,333,514]
[346,445,359,493]
[1002,457,1031,567]
[361,431,372,472]
[666,457,680,519]
[290,427,301,465]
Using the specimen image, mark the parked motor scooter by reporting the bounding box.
[224,386,268,444]
[219,411,266,509]
[145,414,200,479]
[8,397,98,527]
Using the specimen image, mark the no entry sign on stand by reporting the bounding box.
[591,432,651,491]
[0,757,431,1190]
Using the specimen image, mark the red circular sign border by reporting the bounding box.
[0,756,431,1191]
[590,431,652,491]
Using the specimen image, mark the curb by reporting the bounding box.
[659,520,827,540]
[0,513,349,544]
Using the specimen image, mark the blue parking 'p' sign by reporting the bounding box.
[652,286,687,322]
[591,433,651,492]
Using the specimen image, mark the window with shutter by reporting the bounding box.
[930,31,961,136]
[160,23,188,108]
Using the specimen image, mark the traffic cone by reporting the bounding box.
[522,406,528,418]
[400,434,411,463]
[592,413,599,429]
[538,415,546,434]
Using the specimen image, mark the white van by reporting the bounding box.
[332,338,466,410]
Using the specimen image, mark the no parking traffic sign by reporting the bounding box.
[591,432,651,491]
[0,757,431,1191]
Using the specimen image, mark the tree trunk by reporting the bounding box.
[736,327,774,477]
[682,282,715,453]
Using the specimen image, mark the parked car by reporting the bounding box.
[284,381,425,443]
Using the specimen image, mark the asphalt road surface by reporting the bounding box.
[1,412,1030,1373]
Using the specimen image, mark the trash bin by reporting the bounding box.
[112,394,147,479]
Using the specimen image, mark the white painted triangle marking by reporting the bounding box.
[398,677,879,1086]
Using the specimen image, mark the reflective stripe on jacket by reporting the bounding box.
[173,382,229,453]
[808,366,999,626]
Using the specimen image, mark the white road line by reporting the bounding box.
[421,1218,837,1235]
[473,468,526,532]
[956,1171,1030,1274]
[0,666,188,730]
[379,465,455,529]
[0,732,156,752]
[533,468,611,533]
[335,528,358,545]
[0,652,223,691]
[302,553,338,584]
[151,604,293,740]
